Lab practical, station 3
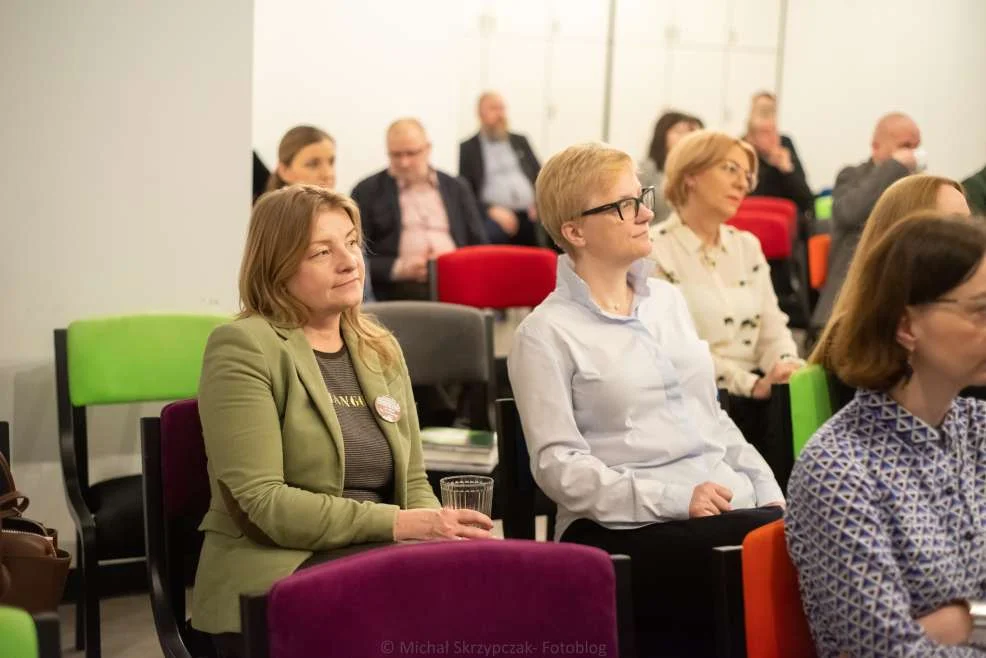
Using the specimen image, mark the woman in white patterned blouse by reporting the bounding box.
[648,130,804,445]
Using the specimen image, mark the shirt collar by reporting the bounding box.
[554,254,653,318]
[855,389,961,445]
[664,212,730,255]
[390,167,439,190]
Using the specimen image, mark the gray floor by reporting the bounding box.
[56,519,541,657]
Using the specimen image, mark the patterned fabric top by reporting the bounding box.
[314,346,394,504]
[785,389,986,657]
[648,212,802,397]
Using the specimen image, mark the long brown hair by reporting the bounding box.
[265,126,334,193]
[812,175,966,367]
[239,185,397,367]
[810,212,986,390]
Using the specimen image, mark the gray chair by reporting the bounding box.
[364,301,495,431]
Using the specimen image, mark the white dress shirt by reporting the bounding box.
[648,212,802,396]
[507,255,784,540]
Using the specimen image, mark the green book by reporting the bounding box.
[420,427,495,453]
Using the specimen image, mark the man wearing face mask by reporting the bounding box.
[352,118,487,301]
[811,112,924,329]
[458,92,542,246]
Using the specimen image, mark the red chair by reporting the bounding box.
[726,215,792,260]
[743,520,816,658]
[428,245,557,309]
[740,197,798,236]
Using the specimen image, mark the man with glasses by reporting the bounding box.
[352,118,487,301]
[459,92,542,246]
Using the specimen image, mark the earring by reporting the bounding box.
[901,353,914,382]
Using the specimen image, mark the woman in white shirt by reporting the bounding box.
[508,142,783,657]
[648,130,803,447]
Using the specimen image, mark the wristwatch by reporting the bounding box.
[968,600,986,647]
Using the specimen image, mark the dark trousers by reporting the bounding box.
[561,507,783,658]
[211,542,396,658]
[725,394,771,454]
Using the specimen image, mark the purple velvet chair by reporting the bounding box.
[141,399,215,658]
[240,540,634,658]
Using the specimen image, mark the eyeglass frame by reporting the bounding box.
[717,159,756,191]
[579,186,657,223]
[923,296,986,322]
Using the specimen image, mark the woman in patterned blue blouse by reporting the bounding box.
[786,212,986,656]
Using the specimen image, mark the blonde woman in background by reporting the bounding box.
[649,130,803,447]
[812,174,971,373]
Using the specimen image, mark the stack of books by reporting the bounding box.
[420,427,497,474]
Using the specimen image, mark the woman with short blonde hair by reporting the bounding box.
[193,185,492,658]
[512,141,782,656]
[649,130,802,445]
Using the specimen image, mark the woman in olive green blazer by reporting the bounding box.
[191,186,492,644]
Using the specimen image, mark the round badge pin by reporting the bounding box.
[374,395,402,423]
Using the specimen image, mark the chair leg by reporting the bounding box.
[82,539,102,658]
[75,532,85,651]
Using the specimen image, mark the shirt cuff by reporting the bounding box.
[754,479,785,508]
[660,482,694,520]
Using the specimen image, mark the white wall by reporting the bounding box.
[0,1,254,559]
[780,0,986,189]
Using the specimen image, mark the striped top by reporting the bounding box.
[314,346,395,504]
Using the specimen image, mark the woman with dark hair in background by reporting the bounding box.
[639,111,703,224]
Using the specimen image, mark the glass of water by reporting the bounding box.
[439,475,494,518]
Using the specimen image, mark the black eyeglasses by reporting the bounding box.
[580,186,657,223]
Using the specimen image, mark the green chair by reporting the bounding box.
[53,313,227,658]
[0,607,61,658]
[788,364,834,458]
[814,194,833,222]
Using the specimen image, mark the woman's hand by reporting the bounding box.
[689,482,733,517]
[916,603,972,646]
[393,508,494,541]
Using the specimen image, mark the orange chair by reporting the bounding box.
[807,234,831,290]
[742,519,816,658]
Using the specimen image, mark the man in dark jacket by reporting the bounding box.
[459,92,541,246]
[352,118,486,301]
[964,164,986,214]
[811,112,921,329]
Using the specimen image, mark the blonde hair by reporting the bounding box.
[239,185,397,368]
[810,212,986,390]
[535,142,634,254]
[663,130,759,210]
[265,126,334,193]
[812,175,966,369]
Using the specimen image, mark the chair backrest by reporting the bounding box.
[495,397,552,539]
[141,399,213,658]
[739,197,798,234]
[789,365,834,457]
[430,245,557,309]
[814,194,833,221]
[366,301,495,429]
[726,214,792,259]
[241,540,634,658]
[742,520,816,658]
[0,607,60,658]
[807,234,831,290]
[60,314,228,407]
